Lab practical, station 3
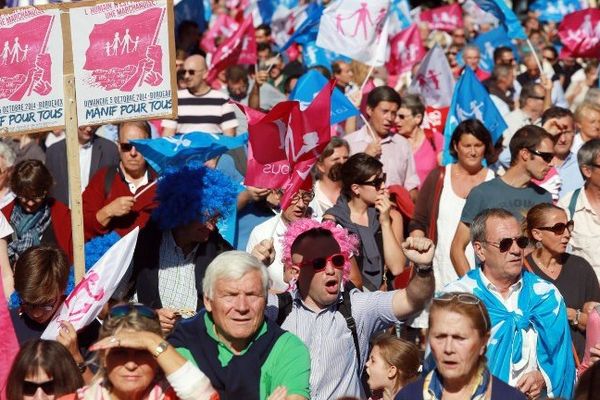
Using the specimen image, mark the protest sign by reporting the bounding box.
[69,0,177,126]
[0,6,64,135]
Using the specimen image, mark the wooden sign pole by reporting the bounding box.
[61,11,86,283]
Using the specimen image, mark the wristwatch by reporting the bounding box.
[573,309,581,327]
[153,340,170,358]
[414,263,433,275]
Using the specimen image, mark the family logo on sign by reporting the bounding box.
[416,70,441,93]
[334,2,387,40]
[0,14,53,101]
[456,100,484,121]
[83,7,165,92]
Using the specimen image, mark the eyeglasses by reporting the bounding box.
[183,69,203,76]
[21,298,58,312]
[529,95,546,101]
[17,193,47,203]
[109,303,158,321]
[290,190,315,204]
[528,148,554,163]
[23,380,54,396]
[446,51,457,56]
[359,173,386,189]
[500,58,515,65]
[396,113,412,120]
[536,220,574,235]
[481,236,529,252]
[433,292,488,331]
[298,253,347,272]
[119,142,135,152]
[589,163,600,169]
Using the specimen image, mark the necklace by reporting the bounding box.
[533,254,562,276]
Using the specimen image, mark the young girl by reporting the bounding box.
[365,333,420,400]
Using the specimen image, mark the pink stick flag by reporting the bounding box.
[0,279,19,399]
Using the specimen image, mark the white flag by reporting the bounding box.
[408,44,455,108]
[41,228,140,340]
[316,0,391,66]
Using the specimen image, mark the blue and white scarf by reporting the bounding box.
[443,269,575,399]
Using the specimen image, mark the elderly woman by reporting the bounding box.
[395,94,443,186]
[69,303,216,400]
[2,159,72,264]
[365,333,419,400]
[310,137,350,220]
[525,203,600,361]
[396,292,526,399]
[324,153,405,291]
[7,339,83,400]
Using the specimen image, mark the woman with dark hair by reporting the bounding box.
[395,94,443,187]
[7,339,83,400]
[409,119,494,293]
[365,333,419,400]
[396,292,526,399]
[310,137,350,220]
[525,203,600,361]
[2,159,72,264]
[324,153,405,291]
[66,303,216,400]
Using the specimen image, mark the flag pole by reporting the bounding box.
[360,113,378,141]
[526,38,544,76]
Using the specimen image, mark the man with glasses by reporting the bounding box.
[46,125,119,206]
[559,139,600,280]
[443,208,575,399]
[82,121,156,241]
[265,219,435,400]
[517,52,568,109]
[451,126,553,276]
[161,54,238,137]
[541,107,583,198]
[502,83,550,152]
[246,188,315,292]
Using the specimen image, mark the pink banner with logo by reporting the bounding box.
[419,4,463,32]
[0,7,64,134]
[558,9,600,58]
[70,0,176,126]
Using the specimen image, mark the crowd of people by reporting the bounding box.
[3,0,600,399]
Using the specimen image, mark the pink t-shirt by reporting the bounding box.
[413,132,443,187]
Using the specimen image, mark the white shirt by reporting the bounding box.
[125,170,149,194]
[79,141,93,191]
[246,215,288,292]
[0,212,13,239]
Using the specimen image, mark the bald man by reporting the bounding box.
[162,55,238,136]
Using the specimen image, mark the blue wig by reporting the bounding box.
[152,161,238,231]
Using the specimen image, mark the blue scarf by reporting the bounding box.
[454,269,575,398]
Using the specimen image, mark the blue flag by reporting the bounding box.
[175,0,206,35]
[131,133,248,174]
[301,41,351,72]
[290,69,359,125]
[279,3,323,51]
[258,0,277,25]
[390,0,412,30]
[530,0,580,22]
[475,0,526,40]
[442,68,507,165]
[473,26,519,72]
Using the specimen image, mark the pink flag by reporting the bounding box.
[408,44,455,108]
[558,9,600,58]
[206,16,257,83]
[200,14,240,54]
[388,24,425,75]
[0,14,53,101]
[419,4,463,32]
[280,158,317,210]
[0,279,19,399]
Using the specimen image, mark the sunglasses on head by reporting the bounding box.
[23,380,54,396]
[109,303,158,321]
[536,220,574,235]
[298,253,346,272]
[528,148,554,163]
[360,173,386,189]
[119,142,135,152]
[482,236,529,252]
[433,292,488,331]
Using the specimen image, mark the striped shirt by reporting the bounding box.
[162,89,238,134]
[157,231,199,312]
[265,288,399,400]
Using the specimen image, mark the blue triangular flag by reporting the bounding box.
[530,0,580,23]
[279,3,323,52]
[473,26,519,72]
[442,68,507,165]
[290,69,359,125]
[475,0,527,40]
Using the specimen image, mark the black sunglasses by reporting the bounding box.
[109,303,158,321]
[183,69,203,76]
[536,220,574,235]
[528,148,554,163]
[298,253,346,272]
[482,236,529,252]
[119,142,135,152]
[360,173,386,189]
[23,380,54,396]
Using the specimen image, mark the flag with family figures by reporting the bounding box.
[408,44,455,109]
[418,4,463,32]
[475,0,527,40]
[473,26,519,73]
[279,3,323,52]
[530,0,581,23]
[388,23,425,76]
[442,67,507,165]
[558,9,600,58]
[316,0,390,66]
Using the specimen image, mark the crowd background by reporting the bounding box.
[2,0,600,399]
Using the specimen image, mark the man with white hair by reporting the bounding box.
[168,251,311,400]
